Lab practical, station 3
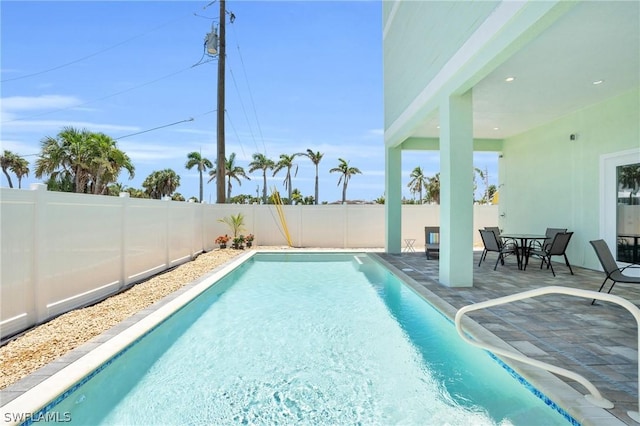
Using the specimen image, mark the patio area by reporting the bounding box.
[376,250,639,425]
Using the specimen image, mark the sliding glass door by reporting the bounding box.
[616,163,640,263]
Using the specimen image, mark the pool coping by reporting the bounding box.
[0,250,257,425]
[0,249,625,426]
[372,253,627,426]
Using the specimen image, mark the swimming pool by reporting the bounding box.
[5,252,575,425]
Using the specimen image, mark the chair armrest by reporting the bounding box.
[619,263,640,273]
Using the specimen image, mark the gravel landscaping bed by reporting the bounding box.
[0,248,248,390]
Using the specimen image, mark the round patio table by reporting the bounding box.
[500,234,548,270]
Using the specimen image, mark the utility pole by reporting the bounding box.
[216,0,226,203]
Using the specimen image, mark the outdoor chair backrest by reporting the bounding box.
[544,228,567,248]
[547,231,573,255]
[485,227,504,248]
[479,229,500,252]
[590,239,619,274]
[485,227,501,238]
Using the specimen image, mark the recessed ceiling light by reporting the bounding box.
[436,125,440,129]
[493,127,499,130]
[593,79,604,85]
[505,77,515,82]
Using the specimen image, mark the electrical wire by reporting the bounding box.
[228,66,260,155]
[2,66,194,124]
[232,25,268,156]
[1,14,192,83]
[225,110,247,159]
[114,118,194,140]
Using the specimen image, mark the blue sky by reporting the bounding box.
[1,1,497,203]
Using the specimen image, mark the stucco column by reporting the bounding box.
[385,145,402,253]
[439,91,474,287]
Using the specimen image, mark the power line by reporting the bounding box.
[2,66,194,124]
[115,118,195,140]
[228,66,260,155]
[231,25,268,156]
[225,110,247,159]
[1,13,192,83]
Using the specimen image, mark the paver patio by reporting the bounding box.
[376,250,639,425]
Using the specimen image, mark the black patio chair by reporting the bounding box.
[589,239,640,305]
[530,227,567,251]
[485,226,516,251]
[478,229,516,270]
[527,231,574,276]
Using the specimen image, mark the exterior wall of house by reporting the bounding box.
[0,186,497,338]
[499,88,640,270]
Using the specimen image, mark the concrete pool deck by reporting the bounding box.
[376,251,638,426]
[1,249,637,425]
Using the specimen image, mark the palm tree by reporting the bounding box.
[87,132,134,195]
[291,188,304,205]
[619,163,640,203]
[35,126,92,193]
[185,151,213,203]
[11,156,30,189]
[208,152,250,200]
[143,169,180,199]
[35,127,133,194]
[1,150,17,188]
[407,166,427,203]
[273,154,298,203]
[218,212,246,238]
[248,153,275,204]
[107,182,127,196]
[425,173,441,204]
[329,158,362,204]
[297,149,324,204]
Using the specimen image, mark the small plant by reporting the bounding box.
[232,235,245,250]
[215,235,230,245]
[245,234,254,247]
[217,213,246,238]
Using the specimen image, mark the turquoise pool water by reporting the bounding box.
[35,253,574,425]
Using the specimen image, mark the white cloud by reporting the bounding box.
[3,119,139,134]
[119,140,192,163]
[1,95,82,111]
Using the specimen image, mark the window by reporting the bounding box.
[616,163,640,262]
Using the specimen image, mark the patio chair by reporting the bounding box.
[424,226,440,259]
[530,227,567,251]
[485,226,516,250]
[478,229,516,270]
[527,231,574,276]
[589,239,640,305]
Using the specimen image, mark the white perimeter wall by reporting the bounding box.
[0,186,497,338]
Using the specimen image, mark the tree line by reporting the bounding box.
[406,166,497,205]
[0,127,364,204]
[1,126,498,204]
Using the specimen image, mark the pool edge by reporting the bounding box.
[371,253,626,426]
[0,250,256,425]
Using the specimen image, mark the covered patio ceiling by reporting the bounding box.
[410,1,640,141]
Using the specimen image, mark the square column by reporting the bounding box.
[439,91,474,286]
[385,145,402,253]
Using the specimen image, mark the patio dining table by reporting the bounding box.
[500,233,548,270]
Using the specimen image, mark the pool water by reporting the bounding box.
[39,253,573,425]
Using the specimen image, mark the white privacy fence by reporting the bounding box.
[0,185,498,339]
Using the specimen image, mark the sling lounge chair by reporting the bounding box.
[590,239,640,305]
